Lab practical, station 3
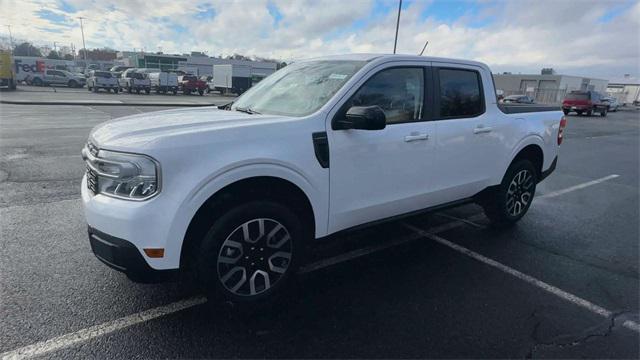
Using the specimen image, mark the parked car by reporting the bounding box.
[118,69,151,94]
[87,70,119,93]
[602,97,619,112]
[109,65,132,78]
[148,72,179,94]
[30,69,86,88]
[562,90,608,116]
[81,54,564,307]
[179,74,207,95]
[502,94,535,104]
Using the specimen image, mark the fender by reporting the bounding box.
[161,161,328,267]
[492,134,545,184]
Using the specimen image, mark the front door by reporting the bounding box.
[327,64,438,233]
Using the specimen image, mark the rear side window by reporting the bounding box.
[437,68,484,118]
[94,71,111,78]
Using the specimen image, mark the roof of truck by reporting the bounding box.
[303,53,489,69]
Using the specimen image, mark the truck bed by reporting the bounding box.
[499,104,561,114]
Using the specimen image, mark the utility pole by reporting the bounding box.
[393,0,402,54]
[78,17,87,63]
[5,25,13,53]
[53,41,57,52]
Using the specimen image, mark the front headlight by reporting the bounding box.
[83,145,160,200]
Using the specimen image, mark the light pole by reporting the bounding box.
[393,0,402,54]
[78,17,87,63]
[5,25,13,52]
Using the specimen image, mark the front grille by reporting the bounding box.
[87,165,98,194]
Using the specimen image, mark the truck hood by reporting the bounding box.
[90,107,292,149]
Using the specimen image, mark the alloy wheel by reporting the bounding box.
[506,169,534,217]
[217,218,292,297]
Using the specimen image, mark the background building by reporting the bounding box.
[606,75,640,105]
[493,70,609,104]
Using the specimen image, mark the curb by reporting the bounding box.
[0,99,220,107]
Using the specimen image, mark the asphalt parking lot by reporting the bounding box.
[0,96,638,358]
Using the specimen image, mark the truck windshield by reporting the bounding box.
[232,60,366,117]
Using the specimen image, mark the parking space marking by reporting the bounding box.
[299,214,486,274]
[0,297,207,360]
[538,174,620,199]
[403,223,640,334]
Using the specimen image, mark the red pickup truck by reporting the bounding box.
[179,75,207,95]
[562,90,608,117]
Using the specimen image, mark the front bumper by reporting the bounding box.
[88,226,177,283]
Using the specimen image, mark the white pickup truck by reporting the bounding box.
[81,54,565,306]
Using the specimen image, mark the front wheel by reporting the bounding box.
[600,108,607,117]
[480,160,537,227]
[198,89,204,96]
[197,201,303,307]
[562,109,569,115]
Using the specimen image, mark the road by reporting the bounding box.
[0,102,638,359]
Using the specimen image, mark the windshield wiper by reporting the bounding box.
[235,106,261,115]
[218,101,233,110]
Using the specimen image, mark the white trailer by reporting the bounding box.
[213,64,259,95]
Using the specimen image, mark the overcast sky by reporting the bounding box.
[2,0,639,79]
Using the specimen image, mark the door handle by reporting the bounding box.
[473,126,493,134]
[404,133,429,142]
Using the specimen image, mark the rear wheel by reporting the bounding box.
[480,160,537,227]
[172,89,178,95]
[562,109,569,115]
[33,78,43,86]
[68,80,77,88]
[585,110,593,116]
[575,110,583,116]
[145,88,150,94]
[600,108,607,117]
[198,89,204,96]
[136,88,141,94]
[113,88,119,94]
[196,201,303,308]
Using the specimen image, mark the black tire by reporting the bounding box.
[172,89,178,95]
[145,88,150,94]
[196,201,304,308]
[600,108,607,117]
[136,89,141,94]
[480,159,537,228]
[585,110,593,116]
[198,89,204,96]
[33,78,43,86]
[87,86,92,92]
[562,109,569,115]
[93,86,98,93]
[114,88,119,94]
[575,110,583,116]
[68,80,77,88]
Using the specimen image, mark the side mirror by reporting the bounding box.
[335,106,386,130]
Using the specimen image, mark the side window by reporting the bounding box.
[437,68,484,118]
[344,67,424,124]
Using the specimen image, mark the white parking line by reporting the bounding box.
[403,223,640,334]
[0,297,207,360]
[538,174,620,199]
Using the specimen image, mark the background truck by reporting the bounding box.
[178,74,207,95]
[148,72,179,94]
[562,90,609,116]
[118,69,151,94]
[87,71,119,93]
[0,50,17,90]
[30,69,86,88]
[212,64,252,95]
[81,54,564,307]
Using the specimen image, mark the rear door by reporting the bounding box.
[429,63,506,203]
[327,62,438,233]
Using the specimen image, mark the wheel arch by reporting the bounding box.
[179,175,317,270]
[507,142,544,181]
